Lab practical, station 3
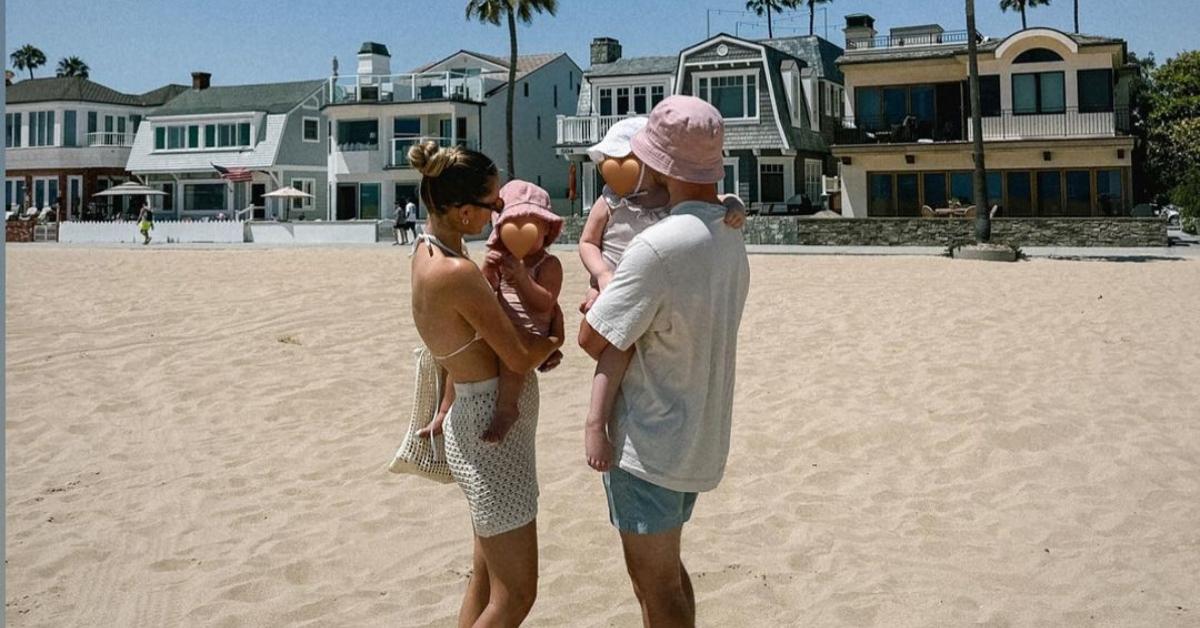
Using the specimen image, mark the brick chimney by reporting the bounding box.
[191,71,212,90]
[591,37,622,66]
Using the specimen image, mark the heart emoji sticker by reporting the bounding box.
[600,157,642,197]
[499,221,541,259]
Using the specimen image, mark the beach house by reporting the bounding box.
[832,14,1135,218]
[125,73,328,220]
[4,77,186,219]
[556,34,845,212]
[323,42,581,220]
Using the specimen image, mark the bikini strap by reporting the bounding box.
[411,233,467,259]
[431,333,483,361]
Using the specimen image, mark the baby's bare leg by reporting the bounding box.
[481,365,524,443]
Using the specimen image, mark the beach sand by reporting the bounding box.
[5,245,1199,627]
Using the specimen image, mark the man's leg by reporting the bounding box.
[619,526,694,627]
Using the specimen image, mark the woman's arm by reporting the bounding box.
[579,199,612,288]
[509,254,562,315]
[447,264,562,373]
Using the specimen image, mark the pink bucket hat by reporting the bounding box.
[487,179,564,252]
[630,95,725,184]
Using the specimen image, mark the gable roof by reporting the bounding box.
[5,77,188,107]
[412,50,562,77]
[760,35,844,82]
[148,79,325,116]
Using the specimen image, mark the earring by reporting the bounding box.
[462,215,469,225]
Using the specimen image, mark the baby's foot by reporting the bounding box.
[481,405,519,443]
[585,424,612,471]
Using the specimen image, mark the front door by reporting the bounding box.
[337,183,358,220]
[251,183,266,208]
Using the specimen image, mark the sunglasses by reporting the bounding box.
[461,197,505,213]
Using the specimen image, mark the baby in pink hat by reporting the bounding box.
[578,117,746,313]
[479,179,564,442]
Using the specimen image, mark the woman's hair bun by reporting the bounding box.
[408,141,457,178]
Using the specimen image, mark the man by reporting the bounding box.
[404,197,418,240]
[392,199,406,245]
[579,95,750,626]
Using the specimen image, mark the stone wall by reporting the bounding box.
[6,220,35,242]
[554,216,1167,247]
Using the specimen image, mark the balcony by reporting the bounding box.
[846,29,970,52]
[85,132,134,147]
[834,107,1131,145]
[328,71,505,106]
[556,114,640,147]
[387,136,478,168]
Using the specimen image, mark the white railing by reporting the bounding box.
[329,71,506,105]
[389,136,478,168]
[86,132,133,147]
[556,114,640,146]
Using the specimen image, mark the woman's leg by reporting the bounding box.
[473,521,539,627]
[458,537,491,627]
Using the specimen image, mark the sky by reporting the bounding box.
[4,0,1198,93]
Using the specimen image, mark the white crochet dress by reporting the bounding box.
[443,374,540,537]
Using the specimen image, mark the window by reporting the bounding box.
[167,126,184,149]
[1012,72,1065,114]
[616,87,630,114]
[130,115,141,133]
[922,172,947,209]
[104,115,114,133]
[63,110,77,147]
[698,73,758,119]
[537,116,542,140]
[1065,170,1091,216]
[359,182,381,219]
[1096,169,1123,216]
[524,83,529,98]
[239,122,251,146]
[5,113,22,147]
[599,88,613,116]
[883,87,907,125]
[155,127,166,150]
[979,75,1001,117]
[30,111,55,146]
[950,172,973,205]
[87,111,97,134]
[204,124,216,147]
[651,85,665,108]
[804,160,823,204]
[824,82,832,116]
[554,84,558,108]
[1078,69,1114,113]
[187,125,200,149]
[290,178,315,210]
[897,174,919,216]
[1006,171,1033,216]
[1014,48,1064,63]
[212,122,253,148]
[302,117,320,142]
[633,86,648,114]
[1037,170,1062,214]
[337,120,378,151]
[117,117,126,136]
[184,183,226,210]
[393,117,420,137]
[855,88,881,129]
[760,163,785,203]
[721,159,739,195]
[868,174,893,216]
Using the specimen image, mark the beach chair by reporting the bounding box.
[921,205,937,218]
[962,205,978,219]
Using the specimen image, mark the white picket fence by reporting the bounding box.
[59,220,246,244]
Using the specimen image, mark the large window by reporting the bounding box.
[167,126,185,149]
[187,125,200,149]
[359,183,381,220]
[1006,172,1033,216]
[868,173,893,215]
[63,110,77,147]
[5,179,27,209]
[184,183,226,210]
[1078,69,1114,113]
[633,86,648,114]
[950,171,1003,207]
[697,73,758,120]
[5,113,21,147]
[598,88,613,116]
[922,173,947,209]
[1065,170,1092,216]
[337,119,378,151]
[30,111,55,146]
[1037,171,1063,214]
[978,75,1001,117]
[616,87,630,115]
[896,174,919,216]
[1096,169,1124,216]
[1013,72,1065,114]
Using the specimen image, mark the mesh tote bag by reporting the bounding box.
[388,347,455,483]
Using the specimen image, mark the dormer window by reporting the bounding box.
[695,72,758,121]
[1014,48,1064,64]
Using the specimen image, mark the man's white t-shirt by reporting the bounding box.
[405,202,417,222]
[585,201,750,492]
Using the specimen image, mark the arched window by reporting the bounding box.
[1014,48,1064,63]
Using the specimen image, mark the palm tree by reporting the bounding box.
[966,0,990,243]
[10,44,46,80]
[745,0,798,39]
[999,0,1051,30]
[465,0,558,181]
[55,56,90,79]
[804,0,831,36]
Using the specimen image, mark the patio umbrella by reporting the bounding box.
[92,181,167,197]
[263,186,313,221]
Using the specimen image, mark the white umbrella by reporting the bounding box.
[263,186,313,221]
[92,181,167,197]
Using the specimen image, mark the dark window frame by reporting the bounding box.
[1011,71,1066,115]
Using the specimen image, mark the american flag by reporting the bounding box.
[211,163,253,182]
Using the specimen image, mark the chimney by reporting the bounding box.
[191,71,211,90]
[357,42,391,76]
[590,37,622,66]
[843,14,877,50]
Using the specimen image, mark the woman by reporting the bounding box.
[407,141,562,627]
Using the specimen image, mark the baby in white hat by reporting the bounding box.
[578,117,745,313]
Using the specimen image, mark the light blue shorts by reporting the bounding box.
[603,467,697,535]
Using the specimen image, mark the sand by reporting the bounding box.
[5,245,1199,627]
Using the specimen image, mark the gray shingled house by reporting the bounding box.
[556,34,845,212]
[126,72,327,220]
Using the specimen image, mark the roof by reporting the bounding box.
[838,31,1124,65]
[148,79,325,116]
[760,35,844,82]
[411,50,561,76]
[5,77,187,107]
[359,42,390,56]
[586,55,679,77]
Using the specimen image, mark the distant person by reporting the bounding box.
[137,205,154,245]
[393,200,407,245]
[404,197,418,239]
